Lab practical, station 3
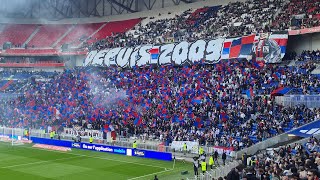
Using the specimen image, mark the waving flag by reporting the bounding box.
[220,112,229,122]
[271,87,291,96]
[102,124,110,133]
[134,117,142,126]
[246,87,254,99]
[192,96,202,104]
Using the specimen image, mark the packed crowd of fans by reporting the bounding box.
[226,136,320,180]
[274,0,320,30]
[0,58,319,150]
[88,0,319,50]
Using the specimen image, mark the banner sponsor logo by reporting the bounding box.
[134,150,145,157]
[72,143,81,148]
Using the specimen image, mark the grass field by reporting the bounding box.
[0,142,193,180]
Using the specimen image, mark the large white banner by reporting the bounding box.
[85,33,288,67]
[171,141,199,154]
[84,39,224,67]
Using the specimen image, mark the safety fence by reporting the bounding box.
[186,160,241,180]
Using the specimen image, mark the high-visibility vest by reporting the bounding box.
[209,156,214,165]
[183,144,187,151]
[201,162,207,171]
[199,147,204,155]
[89,137,93,143]
[133,142,137,148]
[250,160,256,166]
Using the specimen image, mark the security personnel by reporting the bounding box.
[50,131,54,139]
[250,156,257,167]
[209,154,214,169]
[199,146,204,156]
[89,136,93,143]
[201,159,207,174]
[183,143,187,155]
[24,129,29,138]
[133,141,137,149]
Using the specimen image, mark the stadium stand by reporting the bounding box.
[0,1,320,179]
[273,0,320,30]
[0,0,318,52]
[28,24,72,47]
[55,23,105,47]
[0,24,37,46]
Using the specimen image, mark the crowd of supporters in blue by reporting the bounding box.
[0,55,319,151]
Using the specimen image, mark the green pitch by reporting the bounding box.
[0,142,193,180]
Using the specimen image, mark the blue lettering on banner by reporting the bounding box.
[114,148,126,154]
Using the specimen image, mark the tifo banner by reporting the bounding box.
[212,146,234,156]
[287,120,320,138]
[171,141,199,154]
[84,33,288,67]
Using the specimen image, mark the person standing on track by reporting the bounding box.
[214,150,219,165]
[193,157,199,177]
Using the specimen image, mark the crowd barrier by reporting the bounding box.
[275,95,320,108]
[30,137,173,161]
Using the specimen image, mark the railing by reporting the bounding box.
[275,95,320,108]
[186,160,241,180]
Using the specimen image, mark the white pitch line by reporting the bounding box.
[127,169,172,180]
[11,145,169,170]
[1,156,79,169]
